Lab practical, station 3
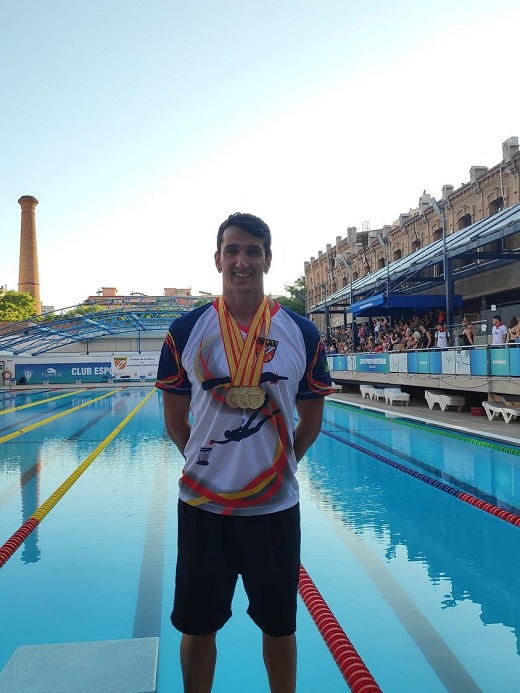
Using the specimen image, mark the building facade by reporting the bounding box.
[305,137,520,333]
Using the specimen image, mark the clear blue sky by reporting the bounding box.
[1,0,519,310]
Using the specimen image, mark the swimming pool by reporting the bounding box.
[0,387,519,691]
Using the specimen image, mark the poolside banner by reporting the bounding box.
[489,347,510,377]
[110,354,159,379]
[15,362,112,384]
[356,353,390,373]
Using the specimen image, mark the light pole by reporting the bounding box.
[431,197,451,330]
[376,233,390,298]
[317,281,329,340]
[335,253,357,351]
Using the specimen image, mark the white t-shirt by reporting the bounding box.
[492,323,508,344]
[435,329,449,348]
[156,300,332,515]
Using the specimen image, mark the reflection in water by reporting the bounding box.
[304,425,520,655]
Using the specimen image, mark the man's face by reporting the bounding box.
[493,317,498,326]
[215,225,271,295]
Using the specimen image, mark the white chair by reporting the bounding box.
[384,387,410,406]
[425,390,465,412]
[360,384,386,401]
[483,401,520,423]
[360,384,375,399]
[331,382,342,393]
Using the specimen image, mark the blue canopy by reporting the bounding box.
[350,293,463,316]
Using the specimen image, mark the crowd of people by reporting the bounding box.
[323,314,477,354]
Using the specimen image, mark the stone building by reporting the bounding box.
[305,136,520,332]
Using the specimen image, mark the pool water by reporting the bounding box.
[0,387,519,692]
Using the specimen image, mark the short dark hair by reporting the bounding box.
[217,213,272,255]
[493,314,501,321]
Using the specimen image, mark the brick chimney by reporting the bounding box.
[18,195,41,315]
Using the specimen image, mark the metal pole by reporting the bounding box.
[442,206,451,331]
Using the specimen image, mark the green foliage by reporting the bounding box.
[275,276,307,316]
[0,291,37,321]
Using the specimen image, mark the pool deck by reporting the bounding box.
[327,386,520,447]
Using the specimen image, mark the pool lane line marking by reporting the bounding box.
[324,430,520,529]
[0,388,124,445]
[0,388,87,416]
[0,387,157,569]
[302,480,485,693]
[299,563,383,693]
[328,400,520,456]
[133,456,170,639]
[322,414,520,516]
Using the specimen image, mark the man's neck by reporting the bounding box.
[222,290,268,326]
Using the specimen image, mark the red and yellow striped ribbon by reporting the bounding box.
[217,296,271,387]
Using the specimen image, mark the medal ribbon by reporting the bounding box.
[217,296,271,387]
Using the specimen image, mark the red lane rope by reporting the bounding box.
[457,493,520,526]
[299,564,382,692]
[0,517,40,568]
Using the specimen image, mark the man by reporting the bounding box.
[435,321,449,349]
[156,212,332,693]
[492,315,507,345]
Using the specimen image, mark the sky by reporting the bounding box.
[1,0,519,311]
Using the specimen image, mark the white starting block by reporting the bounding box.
[0,638,159,693]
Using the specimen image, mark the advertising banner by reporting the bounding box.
[110,354,159,380]
[15,362,112,384]
[356,354,390,373]
[489,347,510,377]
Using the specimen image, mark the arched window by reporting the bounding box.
[458,213,472,229]
[393,249,402,261]
[489,197,504,215]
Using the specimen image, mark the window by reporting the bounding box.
[489,197,504,215]
[458,213,472,229]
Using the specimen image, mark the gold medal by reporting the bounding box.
[225,387,239,408]
[228,386,265,410]
[218,297,271,411]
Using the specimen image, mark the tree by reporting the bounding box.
[275,276,307,316]
[0,290,37,321]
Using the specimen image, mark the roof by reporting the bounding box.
[311,202,520,312]
[0,295,212,355]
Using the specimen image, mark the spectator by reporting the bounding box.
[507,316,520,344]
[461,319,475,346]
[419,322,433,349]
[435,322,450,349]
[492,315,508,345]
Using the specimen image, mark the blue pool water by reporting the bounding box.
[0,386,519,692]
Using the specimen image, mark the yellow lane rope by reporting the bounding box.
[0,388,86,416]
[31,388,157,522]
[0,388,158,568]
[0,388,125,445]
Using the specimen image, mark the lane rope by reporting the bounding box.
[324,430,520,529]
[330,401,520,456]
[0,388,156,569]
[0,388,87,416]
[0,388,124,444]
[299,564,382,692]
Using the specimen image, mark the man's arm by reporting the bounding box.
[162,390,191,455]
[293,397,325,462]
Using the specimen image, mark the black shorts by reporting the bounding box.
[172,500,301,637]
